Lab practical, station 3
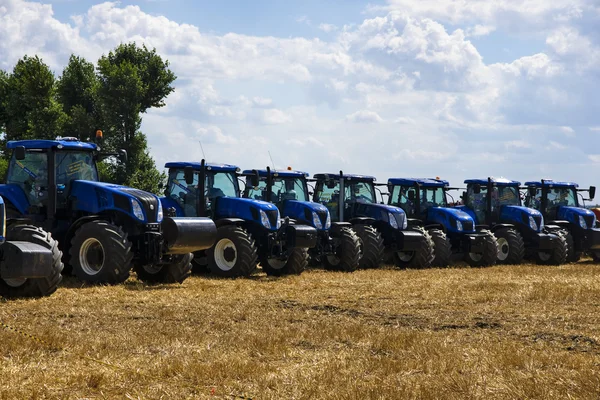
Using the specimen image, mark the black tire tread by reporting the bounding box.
[495,228,525,264]
[429,228,452,267]
[322,227,361,272]
[465,230,498,267]
[353,224,384,269]
[564,230,581,262]
[208,225,257,278]
[0,224,63,298]
[134,253,193,284]
[262,248,308,276]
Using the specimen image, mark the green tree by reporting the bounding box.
[0,56,66,153]
[96,43,175,193]
[57,55,101,140]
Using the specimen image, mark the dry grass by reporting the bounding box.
[2,260,600,399]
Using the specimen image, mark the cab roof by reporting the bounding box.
[524,180,578,188]
[7,139,98,151]
[388,178,449,187]
[313,173,376,182]
[464,177,521,187]
[164,161,239,172]
[243,169,309,178]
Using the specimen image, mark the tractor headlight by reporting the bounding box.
[312,211,323,229]
[388,212,398,229]
[529,215,538,231]
[260,209,271,229]
[324,212,331,230]
[456,220,463,232]
[401,214,408,229]
[131,199,145,221]
[156,201,164,223]
[579,215,588,229]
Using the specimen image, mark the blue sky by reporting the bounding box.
[2,0,600,191]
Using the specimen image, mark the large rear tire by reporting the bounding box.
[353,224,384,269]
[429,229,452,267]
[322,227,361,272]
[208,225,257,278]
[394,227,435,269]
[535,229,568,265]
[464,230,498,267]
[494,228,525,264]
[134,253,193,284]
[0,225,63,298]
[69,220,133,284]
[261,248,307,276]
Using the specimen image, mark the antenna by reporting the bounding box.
[198,140,206,159]
[268,151,275,169]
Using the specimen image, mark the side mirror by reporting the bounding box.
[473,184,481,194]
[15,146,26,161]
[250,170,260,188]
[590,186,596,200]
[184,166,194,185]
[326,180,336,189]
[408,191,415,201]
[118,149,128,164]
[528,187,537,198]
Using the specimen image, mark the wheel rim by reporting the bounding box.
[468,252,483,262]
[214,239,237,271]
[326,255,341,266]
[497,238,509,261]
[397,251,414,262]
[3,278,27,287]
[79,238,105,276]
[267,258,287,270]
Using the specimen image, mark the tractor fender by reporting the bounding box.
[407,218,423,226]
[329,221,352,236]
[215,218,246,228]
[64,215,106,246]
[0,184,29,215]
[490,223,515,232]
[349,217,376,225]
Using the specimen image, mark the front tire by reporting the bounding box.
[353,224,384,269]
[429,229,452,267]
[134,253,193,284]
[322,227,361,272]
[69,220,133,284]
[494,228,525,264]
[0,225,63,298]
[261,248,308,276]
[464,230,498,267]
[208,225,257,278]
[394,227,435,269]
[535,230,568,265]
[563,230,581,262]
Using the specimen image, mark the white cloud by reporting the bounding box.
[262,109,292,125]
[319,23,338,33]
[345,110,384,123]
[465,24,496,37]
[560,126,575,136]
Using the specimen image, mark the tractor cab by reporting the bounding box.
[524,179,600,261]
[387,178,497,267]
[457,177,565,265]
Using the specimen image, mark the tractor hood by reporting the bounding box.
[426,207,475,233]
[70,180,162,224]
[500,205,544,233]
[557,206,596,229]
[215,197,281,231]
[354,202,407,230]
[282,200,330,231]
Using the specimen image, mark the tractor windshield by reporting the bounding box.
[166,169,238,217]
[421,187,447,210]
[6,150,48,207]
[247,177,309,203]
[526,187,578,215]
[345,181,375,204]
[55,151,98,183]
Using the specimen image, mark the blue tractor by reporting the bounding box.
[312,172,434,269]
[0,196,63,298]
[0,137,217,285]
[524,179,600,262]
[160,161,318,277]
[387,178,498,267]
[457,177,567,265]
[242,167,361,272]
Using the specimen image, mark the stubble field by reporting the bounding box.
[1,261,600,399]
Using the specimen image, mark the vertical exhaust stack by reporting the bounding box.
[339,171,344,223]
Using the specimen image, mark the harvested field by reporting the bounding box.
[2,261,600,399]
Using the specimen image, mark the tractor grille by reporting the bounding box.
[584,215,595,229]
[462,220,474,231]
[316,209,328,226]
[119,188,159,223]
[533,215,542,229]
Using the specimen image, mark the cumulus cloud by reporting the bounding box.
[319,23,338,33]
[346,110,384,123]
